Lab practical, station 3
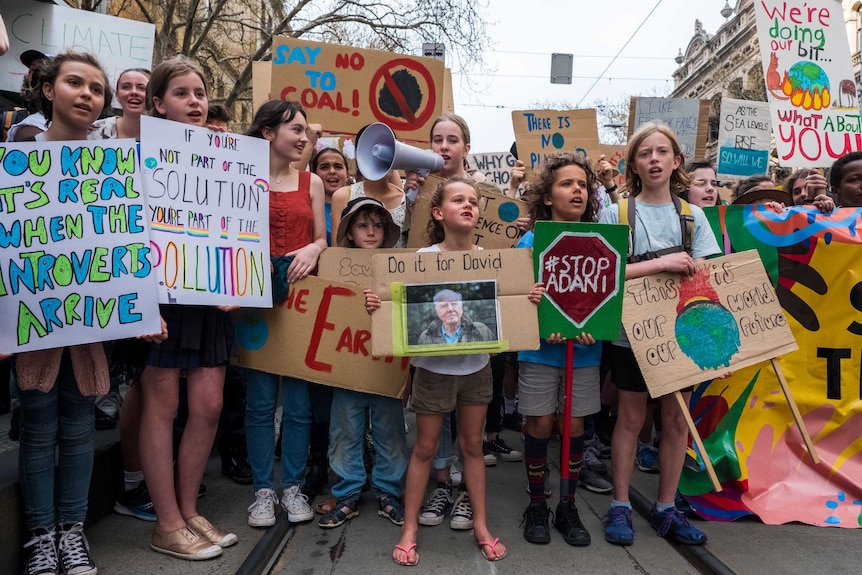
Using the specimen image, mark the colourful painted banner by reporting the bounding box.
[269,37,444,143]
[717,98,772,178]
[0,140,161,353]
[754,0,861,166]
[680,205,862,527]
[140,116,271,307]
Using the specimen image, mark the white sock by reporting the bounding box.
[124,470,144,492]
[504,399,517,415]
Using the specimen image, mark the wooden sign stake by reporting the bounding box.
[674,390,722,493]
[770,358,820,465]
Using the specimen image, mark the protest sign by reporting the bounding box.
[0,0,155,93]
[754,0,861,166]
[318,247,414,286]
[717,98,772,178]
[406,176,527,249]
[467,151,517,196]
[234,276,409,399]
[442,68,454,113]
[252,61,272,114]
[628,97,709,162]
[0,140,161,353]
[512,109,602,172]
[621,250,797,398]
[370,249,539,356]
[140,116,271,307]
[678,205,862,526]
[270,37,444,143]
[533,222,628,340]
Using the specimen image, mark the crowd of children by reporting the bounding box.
[3,46,855,575]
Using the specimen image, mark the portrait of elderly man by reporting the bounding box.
[418,289,496,345]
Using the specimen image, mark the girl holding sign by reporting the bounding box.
[138,56,237,561]
[14,50,115,575]
[516,153,604,547]
[243,100,328,529]
[598,122,719,547]
[366,177,513,565]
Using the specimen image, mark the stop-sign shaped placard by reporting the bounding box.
[533,222,629,340]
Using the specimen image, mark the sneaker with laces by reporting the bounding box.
[484,437,523,462]
[58,523,97,575]
[675,490,697,518]
[94,389,122,430]
[580,447,613,493]
[114,481,156,522]
[24,528,58,575]
[281,485,314,523]
[248,488,280,527]
[554,500,590,546]
[636,445,660,473]
[449,491,473,530]
[522,499,551,544]
[650,504,707,545]
[603,505,634,546]
[418,486,453,526]
[449,462,463,487]
[586,436,611,459]
[482,443,498,466]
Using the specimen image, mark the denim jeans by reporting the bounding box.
[329,388,407,500]
[245,369,311,491]
[18,351,95,530]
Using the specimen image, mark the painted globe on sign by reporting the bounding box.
[675,300,740,369]
[782,61,830,111]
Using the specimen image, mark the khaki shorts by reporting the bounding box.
[517,362,600,418]
[411,363,493,414]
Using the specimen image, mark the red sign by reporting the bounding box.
[538,232,620,328]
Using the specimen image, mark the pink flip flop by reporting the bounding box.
[393,543,419,566]
[476,537,506,561]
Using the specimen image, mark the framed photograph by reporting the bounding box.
[401,280,501,354]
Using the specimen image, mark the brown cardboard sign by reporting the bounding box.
[407,176,528,249]
[621,251,797,397]
[318,247,415,287]
[270,37,444,143]
[512,109,602,172]
[252,60,272,114]
[370,249,540,356]
[627,97,710,164]
[234,275,409,399]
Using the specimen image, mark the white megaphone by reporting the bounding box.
[356,122,444,182]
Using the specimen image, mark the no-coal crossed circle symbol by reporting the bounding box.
[539,232,621,328]
[369,58,437,132]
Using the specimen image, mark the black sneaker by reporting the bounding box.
[114,481,156,522]
[554,500,591,546]
[221,451,253,485]
[24,528,58,575]
[418,485,453,526]
[522,499,551,544]
[483,437,523,462]
[58,523,97,575]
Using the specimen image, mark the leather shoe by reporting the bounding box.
[188,515,238,548]
[151,525,222,560]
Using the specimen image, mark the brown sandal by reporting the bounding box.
[314,494,337,515]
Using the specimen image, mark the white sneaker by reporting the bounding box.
[248,488,279,527]
[450,491,473,530]
[281,485,314,523]
[449,463,463,487]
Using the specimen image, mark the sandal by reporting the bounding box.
[318,499,359,529]
[378,495,405,526]
[393,542,419,566]
[314,495,337,515]
[476,537,506,562]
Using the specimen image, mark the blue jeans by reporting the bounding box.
[245,369,311,491]
[18,351,95,530]
[329,389,407,500]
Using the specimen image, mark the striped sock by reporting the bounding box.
[524,432,549,499]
